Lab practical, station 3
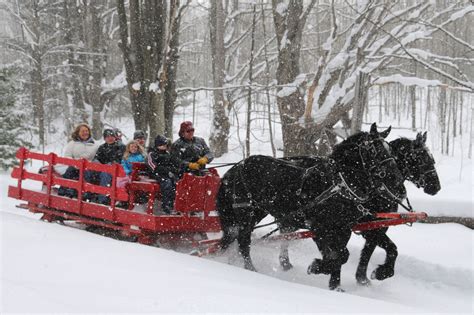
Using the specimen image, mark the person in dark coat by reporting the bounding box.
[133,130,147,148]
[95,129,126,204]
[147,135,183,214]
[170,121,214,173]
[95,129,125,164]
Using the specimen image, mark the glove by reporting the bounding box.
[197,156,209,166]
[188,162,200,170]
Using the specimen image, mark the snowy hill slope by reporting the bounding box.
[1,170,472,313]
[1,210,419,314]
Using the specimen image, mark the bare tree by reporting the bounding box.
[272,0,317,156]
[2,0,62,150]
[302,1,473,154]
[117,0,189,140]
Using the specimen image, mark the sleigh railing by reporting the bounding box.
[9,147,129,215]
[8,147,222,244]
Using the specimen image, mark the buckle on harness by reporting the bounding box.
[357,204,371,216]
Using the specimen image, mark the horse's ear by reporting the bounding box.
[422,131,427,143]
[370,123,378,135]
[415,132,423,145]
[379,126,391,139]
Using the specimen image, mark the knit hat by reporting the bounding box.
[154,135,168,147]
[103,129,115,138]
[133,130,146,140]
[179,121,194,137]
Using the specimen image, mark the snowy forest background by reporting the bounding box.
[0,0,472,167]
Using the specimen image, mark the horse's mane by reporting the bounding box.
[390,137,426,153]
[330,131,369,159]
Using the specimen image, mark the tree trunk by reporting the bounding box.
[149,91,166,142]
[209,0,229,157]
[261,3,276,157]
[163,0,182,138]
[88,3,105,138]
[351,72,368,134]
[245,5,257,158]
[272,0,313,157]
[31,1,45,150]
[31,56,45,151]
[63,1,87,125]
[410,85,416,131]
[117,0,182,138]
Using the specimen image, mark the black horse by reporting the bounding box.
[216,123,406,290]
[276,132,441,285]
[355,131,441,285]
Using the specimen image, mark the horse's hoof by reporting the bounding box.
[356,277,371,286]
[281,261,293,271]
[356,271,371,286]
[370,265,394,280]
[330,286,345,292]
[307,259,321,275]
[279,256,293,271]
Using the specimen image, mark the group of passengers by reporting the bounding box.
[57,121,213,214]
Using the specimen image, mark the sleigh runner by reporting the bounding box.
[8,147,427,251]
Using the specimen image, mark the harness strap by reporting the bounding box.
[395,196,413,212]
[260,227,280,240]
[337,172,369,202]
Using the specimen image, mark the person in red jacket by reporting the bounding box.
[170,121,214,173]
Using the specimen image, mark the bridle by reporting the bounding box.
[397,145,437,189]
[351,136,404,202]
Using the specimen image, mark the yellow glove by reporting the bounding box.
[197,156,209,166]
[188,162,200,170]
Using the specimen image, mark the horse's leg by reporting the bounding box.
[220,225,239,251]
[237,224,256,271]
[216,180,240,252]
[308,227,351,291]
[327,229,351,291]
[236,210,267,272]
[371,232,398,281]
[355,229,384,286]
[278,224,295,271]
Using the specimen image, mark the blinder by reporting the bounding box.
[358,136,403,202]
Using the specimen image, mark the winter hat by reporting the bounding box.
[133,130,146,140]
[179,121,194,137]
[103,129,115,138]
[154,135,168,147]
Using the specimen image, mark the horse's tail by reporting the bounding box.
[216,166,241,251]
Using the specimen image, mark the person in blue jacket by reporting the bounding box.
[121,140,146,175]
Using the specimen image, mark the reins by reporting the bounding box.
[208,162,239,168]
